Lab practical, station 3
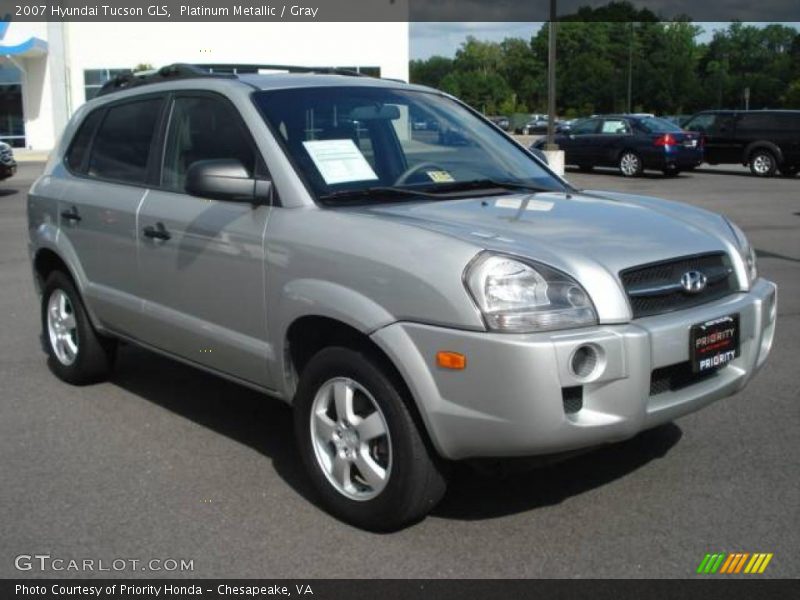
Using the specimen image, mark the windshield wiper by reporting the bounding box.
[318,179,555,205]
[319,186,448,204]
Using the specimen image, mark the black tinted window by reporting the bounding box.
[66,109,103,172]
[88,98,163,184]
[738,112,800,131]
[570,119,600,135]
[162,96,255,192]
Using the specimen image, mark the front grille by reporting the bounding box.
[650,361,718,396]
[621,253,736,318]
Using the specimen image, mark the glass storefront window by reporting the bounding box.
[84,68,133,100]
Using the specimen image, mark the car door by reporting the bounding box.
[136,92,274,388]
[59,95,166,335]
[597,118,632,166]
[559,118,601,165]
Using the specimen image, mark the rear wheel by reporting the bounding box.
[41,271,116,385]
[619,151,643,177]
[749,149,777,177]
[294,347,447,531]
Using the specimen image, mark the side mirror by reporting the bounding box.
[185,159,271,204]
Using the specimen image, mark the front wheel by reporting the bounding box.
[749,149,777,177]
[619,151,643,177]
[294,347,447,531]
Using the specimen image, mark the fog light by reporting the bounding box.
[570,345,600,379]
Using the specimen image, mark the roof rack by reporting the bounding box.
[192,63,370,78]
[96,63,235,97]
[95,62,373,98]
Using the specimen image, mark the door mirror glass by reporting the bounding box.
[185,159,270,203]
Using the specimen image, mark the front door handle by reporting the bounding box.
[61,206,81,222]
[143,222,171,241]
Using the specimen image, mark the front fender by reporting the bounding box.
[269,278,398,396]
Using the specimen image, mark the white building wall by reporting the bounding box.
[4,21,409,150]
[65,22,410,116]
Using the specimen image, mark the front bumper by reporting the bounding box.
[372,279,777,460]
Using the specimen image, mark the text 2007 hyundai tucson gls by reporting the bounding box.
[27,65,777,530]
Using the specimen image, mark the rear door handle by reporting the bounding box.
[142,222,171,241]
[61,206,81,222]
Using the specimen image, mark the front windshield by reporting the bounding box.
[253,86,565,202]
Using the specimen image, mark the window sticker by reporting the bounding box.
[426,170,455,183]
[302,139,378,185]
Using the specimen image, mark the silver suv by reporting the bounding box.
[28,65,777,530]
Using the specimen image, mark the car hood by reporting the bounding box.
[344,189,742,322]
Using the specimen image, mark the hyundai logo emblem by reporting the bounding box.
[680,270,708,294]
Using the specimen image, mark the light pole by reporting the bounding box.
[545,0,558,150]
[627,22,634,113]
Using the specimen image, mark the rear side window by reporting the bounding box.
[65,109,103,172]
[570,119,600,135]
[738,113,780,131]
[88,98,163,184]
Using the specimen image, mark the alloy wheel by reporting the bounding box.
[47,289,79,366]
[310,377,392,501]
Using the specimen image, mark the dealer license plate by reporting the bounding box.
[690,314,740,373]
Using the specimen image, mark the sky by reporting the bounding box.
[409,22,800,60]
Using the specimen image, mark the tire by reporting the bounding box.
[779,165,798,178]
[294,346,447,531]
[749,149,777,177]
[619,151,643,177]
[41,271,116,385]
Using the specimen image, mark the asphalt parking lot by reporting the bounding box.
[1,162,798,578]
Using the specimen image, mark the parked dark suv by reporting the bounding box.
[682,110,800,177]
[533,114,702,177]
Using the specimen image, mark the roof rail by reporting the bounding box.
[95,62,376,98]
[192,63,370,77]
[95,63,236,97]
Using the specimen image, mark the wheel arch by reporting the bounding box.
[282,314,443,460]
[743,141,784,166]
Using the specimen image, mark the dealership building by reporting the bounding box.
[0,21,410,150]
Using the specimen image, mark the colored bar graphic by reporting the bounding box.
[719,554,736,574]
[710,554,725,573]
[735,553,750,573]
[758,554,773,573]
[696,554,712,574]
[697,552,772,574]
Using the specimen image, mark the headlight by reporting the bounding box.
[465,253,597,333]
[724,217,757,284]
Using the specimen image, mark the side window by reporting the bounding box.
[162,96,256,192]
[601,119,629,134]
[571,119,600,135]
[88,98,163,184]
[65,109,104,172]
